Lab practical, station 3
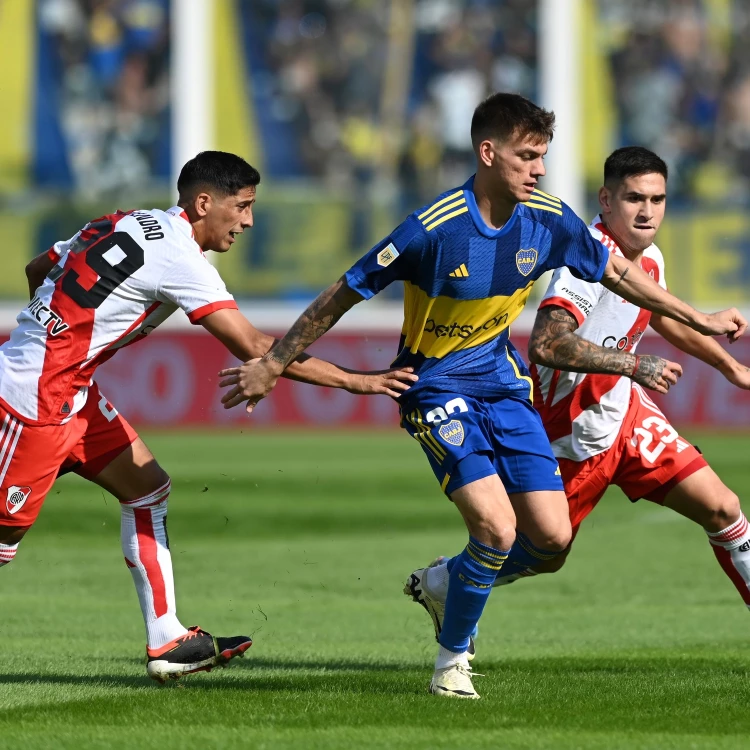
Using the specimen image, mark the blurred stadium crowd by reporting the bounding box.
[602,0,750,204]
[243,0,536,206]
[37,0,170,193]
[33,0,750,207]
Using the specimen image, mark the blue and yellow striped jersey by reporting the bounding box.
[344,176,609,399]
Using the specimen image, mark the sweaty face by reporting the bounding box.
[202,186,256,252]
[600,173,666,253]
[482,131,548,204]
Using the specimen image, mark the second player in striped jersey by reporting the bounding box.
[515,146,750,607]
[427,147,750,656]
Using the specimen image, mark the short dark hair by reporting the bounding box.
[471,93,555,148]
[604,146,668,186]
[177,151,261,198]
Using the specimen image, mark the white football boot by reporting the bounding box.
[404,563,476,661]
[430,662,481,699]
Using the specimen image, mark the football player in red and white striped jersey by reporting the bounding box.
[0,151,417,682]
[492,146,750,610]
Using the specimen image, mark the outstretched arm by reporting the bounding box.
[528,306,682,394]
[650,314,750,390]
[201,305,416,399]
[264,278,362,371]
[602,254,746,341]
[219,278,367,411]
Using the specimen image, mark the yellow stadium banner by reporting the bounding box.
[0,0,34,192]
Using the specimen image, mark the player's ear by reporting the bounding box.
[194,192,212,217]
[476,139,495,168]
[598,185,612,213]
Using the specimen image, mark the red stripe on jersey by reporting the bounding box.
[539,296,586,327]
[39,212,129,421]
[134,508,168,618]
[187,300,238,324]
[77,300,163,382]
[530,364,546,413]
[594,223,621,253]
[543,372,622,444]
[539,268,657,444]
[175,209,196,240]
[47,248,59,262]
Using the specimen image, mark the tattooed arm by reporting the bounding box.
[219,278,366,411]
[650,314,750,390]
[528,306,683,394]
[265,279,362,370]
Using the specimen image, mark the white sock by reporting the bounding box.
[0,542,18,566]
[424,563,450,601]
[435,644,469,671]
[120,479,188,649]
[707,513,750,609]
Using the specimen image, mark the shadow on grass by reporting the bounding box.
[1,651,749,691]
[0,656,419,693]
[2,653,750,735]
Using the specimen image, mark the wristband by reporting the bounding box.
[630,354,641,377]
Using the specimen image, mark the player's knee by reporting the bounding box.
[119,475,171,510]
[154,466,170,489]
[524,523,572,554]
[711,489,742,530]
[470,518,516,552]
[535,545,572,574]
[0,526,29,545]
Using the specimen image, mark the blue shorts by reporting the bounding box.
[399,390,564,496]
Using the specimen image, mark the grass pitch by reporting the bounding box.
[1,430,749,749]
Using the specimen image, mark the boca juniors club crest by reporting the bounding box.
[6,485,31,516]
[516,248,538,276]
[438,420,465,446]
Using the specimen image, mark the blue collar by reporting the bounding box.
[463,175,520,239]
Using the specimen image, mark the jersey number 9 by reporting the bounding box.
[62,231,145,309]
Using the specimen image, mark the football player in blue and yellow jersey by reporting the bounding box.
[220,93,746,699]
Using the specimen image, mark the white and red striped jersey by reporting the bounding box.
[530,216,667,462]
[0,207,237,425]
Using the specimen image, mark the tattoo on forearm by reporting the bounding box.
[529,307,666,388]
[611,266,629,291]
[264,286,348,368]
[631,354,668,389]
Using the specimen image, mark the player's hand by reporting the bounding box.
[218,357,284,413]
[630,354,682,394]
[697,309,747,343]
[344,367,418,398]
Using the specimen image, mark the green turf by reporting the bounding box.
[2,430,749,749]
